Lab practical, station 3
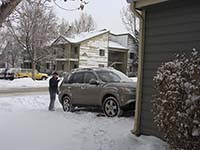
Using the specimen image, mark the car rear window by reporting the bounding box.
[84,72,97,83]
[68,72,84,83]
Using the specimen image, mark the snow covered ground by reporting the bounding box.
[129,77,137,83]
[0,77,169,150]
[0,94,169,150]
[0,78,49,89]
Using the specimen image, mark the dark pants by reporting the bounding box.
[49,90,57,111]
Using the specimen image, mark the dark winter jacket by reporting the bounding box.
[49,77,59,93]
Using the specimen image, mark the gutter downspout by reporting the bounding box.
[130,2,145,136]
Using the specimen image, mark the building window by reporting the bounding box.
[99,49,105,56]
[99,64,104,68]
[53,49,56,55]
[62,44,65,49]
[129,66,133,72]
[62,64,64,70]
[74,64,78,68]
[46,63,50,69]
[74,47,78,54]
[129,53,135,59]
[53,65,56,70]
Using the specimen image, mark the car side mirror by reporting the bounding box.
[89,79,99,85]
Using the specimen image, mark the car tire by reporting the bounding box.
[62,96,74,112]
[103,96,122,117]
[41,76,47,80]
[9,77,14,80]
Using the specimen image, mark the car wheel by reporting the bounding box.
[9,77,14,80]
[41,76,47,80]
[62,96,73,112]
[103,96,122,117]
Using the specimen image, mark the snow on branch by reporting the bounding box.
[0,0,89,26]
[152,49,200,150]
[0,0,22,26]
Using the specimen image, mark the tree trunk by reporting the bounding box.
[32,61,36,80]
[0,0,22,26]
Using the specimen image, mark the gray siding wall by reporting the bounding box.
[127,35,137,76]
[109,34,137,75]
[141,0,200,138]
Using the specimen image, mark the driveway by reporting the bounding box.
[0,94,169,150]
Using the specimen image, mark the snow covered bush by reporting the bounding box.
[152,49,200,150]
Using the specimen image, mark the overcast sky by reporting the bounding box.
[51,0,129,34]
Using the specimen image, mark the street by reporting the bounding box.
[0,87,48,96]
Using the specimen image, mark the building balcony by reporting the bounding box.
[55,58,79,62]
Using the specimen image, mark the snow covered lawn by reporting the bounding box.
[0,94,169,150]
[0,78,49,89]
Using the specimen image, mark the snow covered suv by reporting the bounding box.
[58,68,136,117]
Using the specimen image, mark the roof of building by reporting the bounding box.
[132,0,169,8]
[51,29,133,50]
[62,29,109,44]
[110,32,136,39]
[108,41,128,50]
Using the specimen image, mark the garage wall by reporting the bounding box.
[140,0,200,138]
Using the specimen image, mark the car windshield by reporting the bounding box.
[96,69,131,83]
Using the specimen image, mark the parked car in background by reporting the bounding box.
[15,69,48,80]
[0,68,7,79]
[58,67,136,117]
[0,68,15,80]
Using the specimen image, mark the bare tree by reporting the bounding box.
[0,0,89,26]
[0,0,22,26]
[1,36,22,68]
[57,12,96,36]
[71,12,96,34]
[121,6,139,40]
[121,5,139,75]
[6,0,58,79]
[58,18,72,36]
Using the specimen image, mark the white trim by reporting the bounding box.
[55,58,78,61]
[135,0,168,8]
[131,9,146,136]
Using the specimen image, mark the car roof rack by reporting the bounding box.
[71,67,116,73]
[71,68,93,72]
